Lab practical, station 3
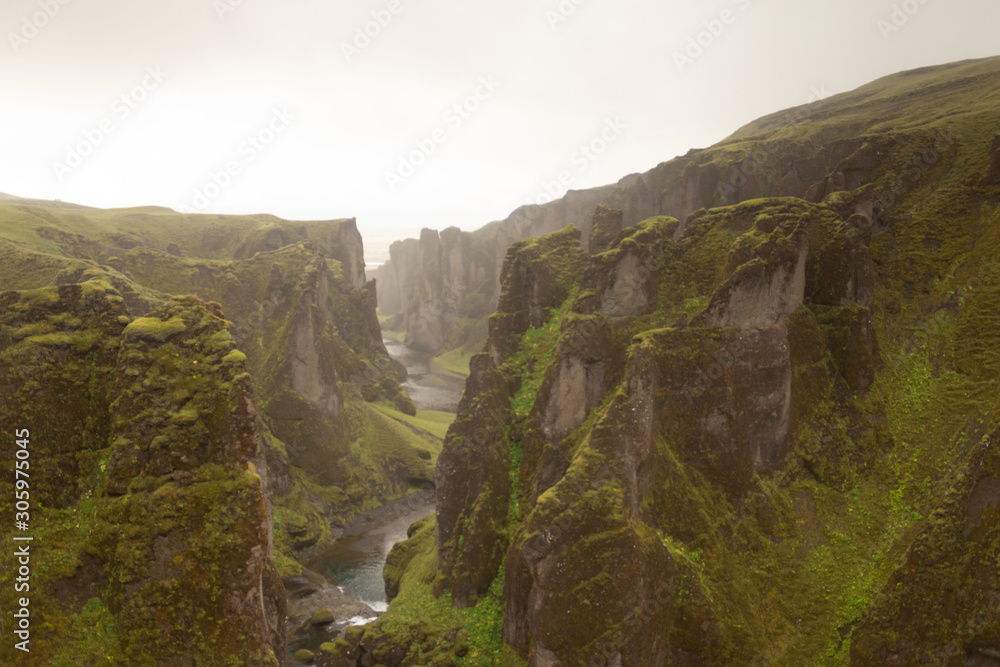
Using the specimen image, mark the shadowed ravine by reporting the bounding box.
[312,340,461,611]
[285,340,461,660]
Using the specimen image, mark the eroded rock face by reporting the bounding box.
[504,339,720,666]
[540,354,605,444]
[379,186,617,354]
[0,287,286,665]
[434,354,512,608]
[646,326,794,493]
[521,313,620,503]
[106,296,286,665]
[504,476,683,666]
[330,218,368,290]
[692,225,809,329]
[487,226,589,366]
[588,204,625,254]
[816,303,880,392]
[579,216,678,319]
[375,237,422,316]
[404,227,493,353]
[4,205,422,564]
[375,111,897,357]
[499,201,883,665]
[810,214,875,307]
[326,59,1000,667]
[289,260,343,419]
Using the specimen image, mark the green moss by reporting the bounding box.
[433,347,473,377]
[372,402,456,442]
[293,648,316,663]
[123,315,187,342]
[222,349,248,364]
[47,598,125,666]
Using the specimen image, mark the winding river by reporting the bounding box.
[311,339,463,611]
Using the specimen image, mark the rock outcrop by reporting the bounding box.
[486,226,589,365]
[587,204,625,254]
[374,63,975,363]
[0,286,285,665]
[691,224,809,329]
[433,354,512,607]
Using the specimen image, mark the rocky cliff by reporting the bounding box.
[326,56,1000,666]
[375,187,616,354]
[0,203,444,664]
[376,58,998,363]
[0,286,285,664]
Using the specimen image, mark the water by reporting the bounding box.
[312,497,436,612]
[311,340,463,613]
[384,339,465,413]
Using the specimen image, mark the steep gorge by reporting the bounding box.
[326,56,1000,666]
[2,55,1000,666]
[0,206,444,664]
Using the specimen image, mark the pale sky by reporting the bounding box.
[1,0,997,262]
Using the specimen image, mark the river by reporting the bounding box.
[311,339,462,611]
[309,492,436,613]
[384,338,465,413]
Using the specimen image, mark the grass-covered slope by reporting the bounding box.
[325,56,1000,666]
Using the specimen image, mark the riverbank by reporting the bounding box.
[383,337,468,413]
[284,336,466,664]
[285,490,437,659]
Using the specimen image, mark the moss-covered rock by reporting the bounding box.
[587,203,625,254]
[434,354,512,607]
[294,647,317,663]
[0,200,447,587]
[487,225,588,365]
[0,289,285,665]
[385,516,434,602]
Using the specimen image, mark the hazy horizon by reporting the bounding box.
[2,0,998,263]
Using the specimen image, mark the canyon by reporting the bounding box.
[2,55,1000,666]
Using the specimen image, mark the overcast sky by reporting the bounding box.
[1,0,997,262]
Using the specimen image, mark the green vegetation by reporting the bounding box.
[0,201,434,664]
[345,57,1000,665]
[433,347,474,378]
[48,598,124,666]
[327,518,526,667]
[6,55,1000,666]
[372,402,457,442]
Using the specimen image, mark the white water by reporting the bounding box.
[313,498,435,612]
